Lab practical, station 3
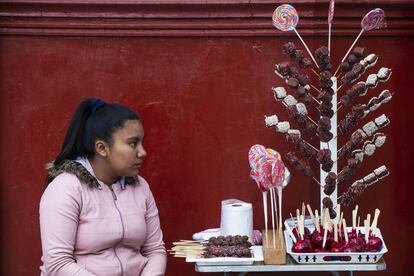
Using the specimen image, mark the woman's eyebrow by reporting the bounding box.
[126,136,140,141]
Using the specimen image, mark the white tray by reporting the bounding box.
[186,246,263,266]
[284,227,388,264]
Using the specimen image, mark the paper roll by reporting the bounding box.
[220,199,253,241]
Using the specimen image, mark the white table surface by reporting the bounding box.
[195,256,386,274]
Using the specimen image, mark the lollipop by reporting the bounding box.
[249,144,267,169]
[361,8,386,31]
[334,8,387,76]
[272,4,318,68]
[328,0,335,55]
[248,145,288,248]
[272,4,298,32]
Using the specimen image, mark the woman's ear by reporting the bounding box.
[95,140,108,157]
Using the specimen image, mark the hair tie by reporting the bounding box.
[91,99,106,113]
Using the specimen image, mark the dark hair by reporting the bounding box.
[52,97,139,166]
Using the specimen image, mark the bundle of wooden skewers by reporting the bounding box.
[169,240,206,258]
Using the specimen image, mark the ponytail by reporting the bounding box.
[53,98,95,166]
[47,97,139,182]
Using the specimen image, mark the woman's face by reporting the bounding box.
[106,119,147,177]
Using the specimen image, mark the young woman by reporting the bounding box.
[40,98,167,275]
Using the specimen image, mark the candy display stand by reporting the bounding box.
[186,2,390,274]
[262,230,286,265]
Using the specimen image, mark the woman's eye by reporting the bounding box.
[130,142,137,147]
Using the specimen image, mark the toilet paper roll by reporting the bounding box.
[220,199,253,241]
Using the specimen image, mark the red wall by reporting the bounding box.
[1,1,414,275]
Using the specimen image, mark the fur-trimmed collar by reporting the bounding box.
[46,160,138,188]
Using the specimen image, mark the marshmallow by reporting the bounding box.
[363,121,379,136]
[374,134,386,147]
[375,114,389,127]
[363,143,376,156]
[377,67,392,81]
[283,95,298,106]
[272,87,287,100]
[366,74,378,88]
[295,103,308,116]
[264,115,278,127]
[276,121,290,133]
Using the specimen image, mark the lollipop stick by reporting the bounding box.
[262,191,269,247]
[270,188,276,248]
[328,24,332,56]
[334,29,364,76]
[293,28,319,68]
[277,187,283,233]
[272,188,279,232]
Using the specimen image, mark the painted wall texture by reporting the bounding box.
[1,1,413,275]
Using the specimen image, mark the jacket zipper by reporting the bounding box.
[109,185,125,276]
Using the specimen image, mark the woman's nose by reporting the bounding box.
[137,144,147,158]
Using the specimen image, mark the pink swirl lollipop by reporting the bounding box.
[328,0,335,25]
[266,148,281,161]
[272,160,286,188]
[361,8,386,31]
[272,4,299,32]
[248,144,266,170]
[263,148,286,188]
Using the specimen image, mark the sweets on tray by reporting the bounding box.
[203,235,252,258]
[287,206,384,253]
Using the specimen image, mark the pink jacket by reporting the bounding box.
[40,160,167,276]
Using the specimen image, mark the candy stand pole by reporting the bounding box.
[320,77,338,217]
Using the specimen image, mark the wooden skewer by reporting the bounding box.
[364,219,369,243]
[306,204,318,231]
[301,202,306,218]
[311,84,322,93]
[312,177,322,187]
[284,220,297,243]
[311,68,319,77]
[371,208,381,234]
[314,209,321,233]
[322,222,329,249]
[343,219,349,243]
[290,212,298,232]
[338,211,344,239]
[335,204,341,222]
[352,205,359,229]
[303,139,319,152]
